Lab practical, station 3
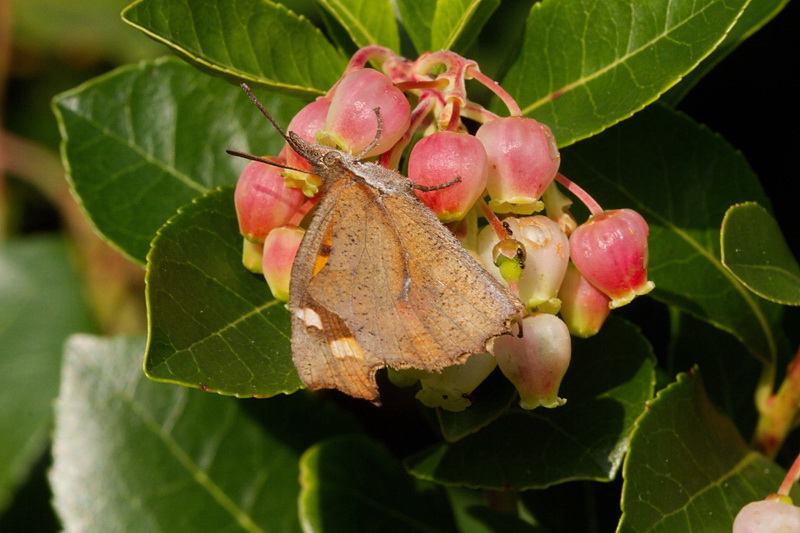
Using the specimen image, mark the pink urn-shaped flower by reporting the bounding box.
[320,68,410,158]
[569,209,655,309]
[234,158,306,242]
[558,262,611,337]
[408,131,488,222]
[477,216,569,313]
[734,498,800,533]
[493,314,571,409]
[261,225,305,302]
[283,98,331,195]
[476,116,560,215]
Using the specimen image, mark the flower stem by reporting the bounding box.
[554,173,603,216]
[778,449,800,497]
[467,66,521,117]
[753,345,800,458]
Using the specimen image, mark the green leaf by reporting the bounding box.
[405,318,655,489]
[430,0,501,53]
[617,369,799,532]
[122,0,347,96]
[0,237,93,512]
[314,0,400,51]
[54,57,306,264]
[394,0,500,55]
[394,0,436,53]
[299,435,457,532]
[51,335,357,532]
[662,0,791,105]
[146,186,301,397]
[721,202,800,305]
[501,0,750,147]
[667,312,760,437]
[560,104,782,363]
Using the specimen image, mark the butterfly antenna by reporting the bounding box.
[226,84,316,175]
[354,107,383,160]
[224,149,312,174]
[239,83,291,143]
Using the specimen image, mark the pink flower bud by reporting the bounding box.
[475,117,560,215]
[320,69,410,158]
[262,225,305,302]
[234,159,306,242]
[477,216,569,313]
[569,209,655,308]
[284,98,331,173]
[734,499,800,533]
[408,131,488,222]
[493,314,571,409]
[415,352,497,412]
[558,262,611,337]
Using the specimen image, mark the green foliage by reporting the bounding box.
[618,369,800,531]
[145,187,301,396]
[721,202,800,306]
[0,238,94,512]
[560,104,782,364]
[2,0,797,530]
[406,318,655,489]
[299,436,457,532]
[122,0,347,95]
[500,0,751,147]
[53,58,306,264]
[51,336,360,532]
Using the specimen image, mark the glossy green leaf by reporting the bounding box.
[146,186,301,397]
[299,435,457,532]
[122,0,346,95]
[721,202,800,305]
[618,369,799,532]
[54,57,306,264]
[501,0,750,147]
[668,312,760,437]
[51,335,360,532]
[462,1,536,84]
[406,318,655,489]
[394,0,500,55]
[0,237,93,512]
[560,104,782,363]
[430,0,501,53]
[662,0,791,105]
[394,0,436,53]
[314,0,400,51]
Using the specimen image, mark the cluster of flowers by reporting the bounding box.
[234,46,654,412]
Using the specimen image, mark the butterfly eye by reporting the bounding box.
[322,151,341,166]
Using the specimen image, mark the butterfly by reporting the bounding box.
[229,84,524,403]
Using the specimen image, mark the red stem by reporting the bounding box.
[554,173,603,216]
[467,66,521,117]
[753,345,800,458]
[778,450,800,497]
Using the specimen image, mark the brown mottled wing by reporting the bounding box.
[291,177,524,402]
[289,178,382,401]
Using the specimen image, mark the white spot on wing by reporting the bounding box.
[330,337,365,360]
[297,308,323,330]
